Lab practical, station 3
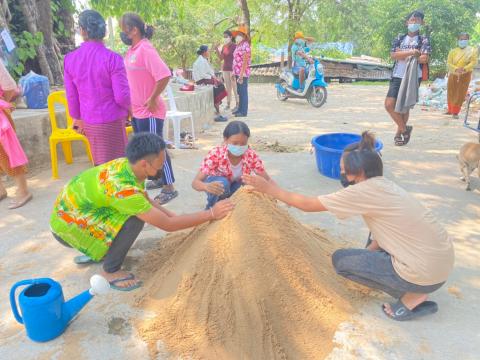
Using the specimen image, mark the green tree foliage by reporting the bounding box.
[92,0,479,69]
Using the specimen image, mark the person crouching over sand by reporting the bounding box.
[50,133,234,291]
[244,132,454,321]
[192,121,272,209]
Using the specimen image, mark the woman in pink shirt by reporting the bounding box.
[120,12,178,205]
[64,10,131,166]
[232,26,251,117]
[0,61,32,209]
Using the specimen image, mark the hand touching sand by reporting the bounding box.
[211,199,235,220]
[242,174,275,194]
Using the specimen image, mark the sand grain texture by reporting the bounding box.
[136,189,361,359]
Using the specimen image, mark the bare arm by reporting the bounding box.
[137,199,234,232]
[418,54,429,64]
[242,174,327,212]
[148,196,176,217]
[192,171,225,196]
[390,49,418,61]
[145,77,170,113]
[192,171,210,192]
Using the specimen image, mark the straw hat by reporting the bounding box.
[232,25,249,39]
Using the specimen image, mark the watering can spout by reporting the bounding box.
[62,289,93,323]
[61,274,110,323]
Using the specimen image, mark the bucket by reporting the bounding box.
[311,133,383,179]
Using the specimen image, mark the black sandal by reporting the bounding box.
[394,134,405,146]
[403,125,413,145]
[382,299,438,321]
[154,190,179,205]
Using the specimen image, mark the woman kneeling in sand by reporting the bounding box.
[244,132,454,321]
[192,121,272,209]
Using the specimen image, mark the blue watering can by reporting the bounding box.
[10,275,110,342]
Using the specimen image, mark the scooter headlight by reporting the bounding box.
[316,63,324,74]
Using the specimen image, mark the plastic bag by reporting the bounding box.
[19,71,50,109]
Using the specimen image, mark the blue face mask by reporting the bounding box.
[407,23,421,33]
[458,40,469,48]
[295,39,305,47]
[227,144,248,157]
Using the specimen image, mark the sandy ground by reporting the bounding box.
[0,83,479,360]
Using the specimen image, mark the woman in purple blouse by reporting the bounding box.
[64,10,131,166]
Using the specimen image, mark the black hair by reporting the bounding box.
[224,30,233,38]
[121,12,154,39]
[126,133,166,163]
[223,121,250,139]
[79,10,106,40]
[405,10,424,21]
[344,150,383,179]
[458,32,470,39]
[344,131,376,153]
[197,45,208,56]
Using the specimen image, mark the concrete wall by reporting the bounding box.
[11,85,214,170]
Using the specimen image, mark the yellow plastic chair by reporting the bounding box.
[48,91,93,179]
[126,125,133,136]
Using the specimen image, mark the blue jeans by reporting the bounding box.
[236,76,249,115]
[205,176,241,209]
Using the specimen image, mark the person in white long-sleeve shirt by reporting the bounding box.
[192,45,227,121]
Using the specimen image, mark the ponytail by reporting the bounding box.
[121,12,154,39]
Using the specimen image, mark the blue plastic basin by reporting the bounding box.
[311,133,383,179]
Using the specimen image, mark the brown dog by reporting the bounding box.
[458,142,480,191]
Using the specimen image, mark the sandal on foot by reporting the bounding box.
[154,190,179,205]
[8,193,33,210]
[74,255,96,265]
[382,299,438,321]
[109,273,143,292]
[403,125,413,145]
[394,134,405,146]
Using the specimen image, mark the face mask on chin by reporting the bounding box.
[120,31,133,46]
[340,173,355,188]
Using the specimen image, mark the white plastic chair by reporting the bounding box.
[164,85,195,149]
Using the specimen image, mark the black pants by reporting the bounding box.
[131,117,175,185]
[53,216,145,273]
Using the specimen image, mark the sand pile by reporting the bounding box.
[136,188,362,359]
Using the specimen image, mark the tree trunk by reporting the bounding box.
[236,0,250,37]
[57,1,76,54]
[18,0,64,85]
[0,0,11,28]
[35,0,63,84]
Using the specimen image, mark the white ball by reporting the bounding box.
[90,274,110,295]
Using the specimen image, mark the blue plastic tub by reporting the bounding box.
[311,133,383,179]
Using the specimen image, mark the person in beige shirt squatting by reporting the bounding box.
[243,132,454,321]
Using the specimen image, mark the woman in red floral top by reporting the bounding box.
[192,121,271,209]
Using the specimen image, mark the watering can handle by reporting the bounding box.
[9,279,35,324]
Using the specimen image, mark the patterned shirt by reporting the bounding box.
[391,34,431,79]
[200,145,264,180]
[233,41,251,78]
[50,158,152,261]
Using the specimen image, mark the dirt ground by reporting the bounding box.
[0,83,479,360]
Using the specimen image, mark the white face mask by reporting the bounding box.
[235,35,244,43]
[224,37,231,44]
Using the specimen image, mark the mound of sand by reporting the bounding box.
[135,188,363,359]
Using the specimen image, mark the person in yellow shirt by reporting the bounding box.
[446,32,478,118]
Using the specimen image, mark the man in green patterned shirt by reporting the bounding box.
[51,133,233,291]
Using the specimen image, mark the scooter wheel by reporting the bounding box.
[276,81,289,101]
[308,86,327,108]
